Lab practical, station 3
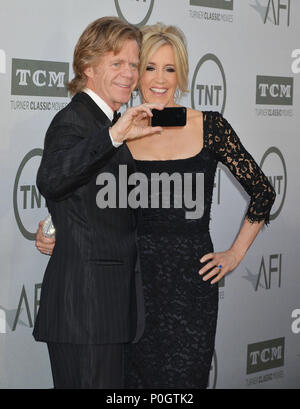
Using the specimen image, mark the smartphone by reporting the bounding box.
[151,107,187,127]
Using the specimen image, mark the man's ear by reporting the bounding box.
[84,66,94,79]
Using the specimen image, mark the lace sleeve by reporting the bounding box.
[206,112,276,226]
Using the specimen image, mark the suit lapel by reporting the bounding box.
[72,92,112,127]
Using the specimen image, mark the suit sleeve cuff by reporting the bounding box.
[109,128,123,148]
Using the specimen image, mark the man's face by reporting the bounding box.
[85,39,139,111]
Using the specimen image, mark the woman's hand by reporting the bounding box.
[35,221,55,256]
[110,103,164,143]
[198,248,244,284]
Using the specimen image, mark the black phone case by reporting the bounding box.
[151,107,187,127]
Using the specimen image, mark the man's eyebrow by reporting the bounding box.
[112,57,139,63]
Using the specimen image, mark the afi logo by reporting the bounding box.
[0,284,41,333]
[264,0,291,26]
[12,284,41,331]
[255,254,282,291]
[251,0,291,26]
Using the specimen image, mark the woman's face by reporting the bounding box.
[139,44,178,107]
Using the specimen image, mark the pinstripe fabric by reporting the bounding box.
[33,92,144,344]
[47,343,124,389]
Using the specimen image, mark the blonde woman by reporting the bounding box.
[123,23,276,389]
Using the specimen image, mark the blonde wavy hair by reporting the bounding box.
[139,23,189,100]
[67,16,142,95]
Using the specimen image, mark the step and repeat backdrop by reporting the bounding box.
[0,0,299,388]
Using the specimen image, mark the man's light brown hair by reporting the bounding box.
[68,16,142,95]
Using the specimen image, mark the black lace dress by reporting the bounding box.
[124,111,276,389]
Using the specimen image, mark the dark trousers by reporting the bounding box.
[47,343,124,389]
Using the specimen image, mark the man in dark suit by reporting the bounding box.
[33,16,162,389]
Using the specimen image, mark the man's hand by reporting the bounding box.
[35,221,55,256]
[110,103,164,143]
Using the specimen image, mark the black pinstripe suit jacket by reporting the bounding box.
[33,92,144,344]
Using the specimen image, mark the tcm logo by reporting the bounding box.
[0,49,6,74]
[191,54,226,114]
[114,0,154,27]
[11,58,69,97]
[291,49,300,74]
[190,0,233,10]
[256,76,293,106]
[291,309,300,334]
[250,0,291,26]
[13,149,47,241]
[260,147,287,221]
[247,337,285,374]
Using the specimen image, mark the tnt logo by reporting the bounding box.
[114,0,154,27]
[13,149,47,240]
[191,54,226,114]
[260,147,287,221]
